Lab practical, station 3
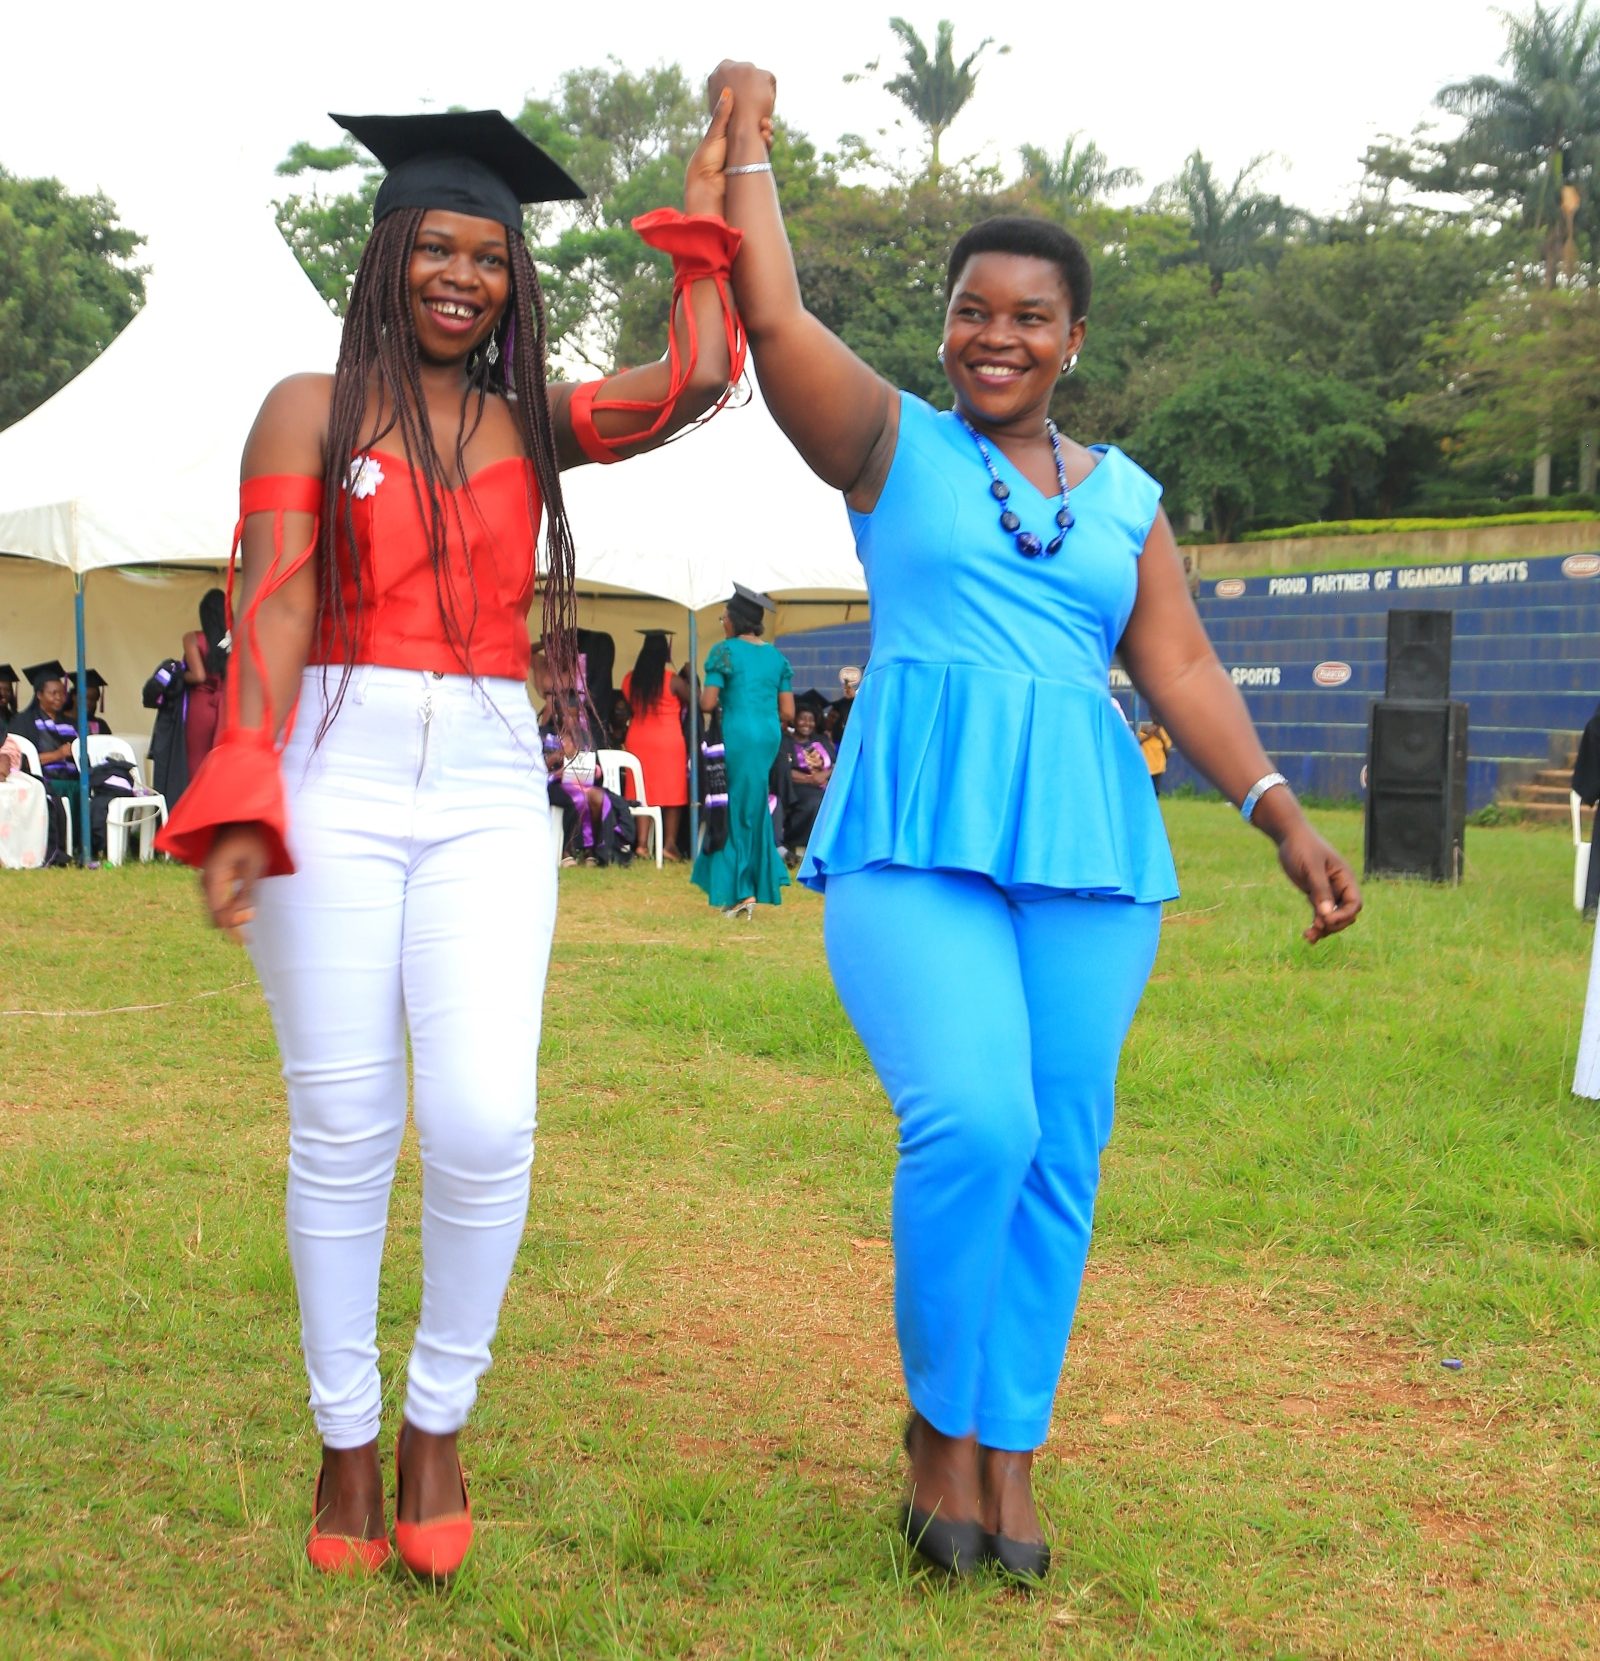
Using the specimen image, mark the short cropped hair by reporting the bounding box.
[946,217,1093,322]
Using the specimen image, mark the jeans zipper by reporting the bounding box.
[418,677,435,782]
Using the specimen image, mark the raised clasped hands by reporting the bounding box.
[685,63,777,219]
[1275,822,1363,944]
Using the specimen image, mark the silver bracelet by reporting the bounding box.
[1240,771,1289,823]
[724,161,773,176]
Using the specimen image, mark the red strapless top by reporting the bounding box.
[156,449,540,877]
[320,447,540,680]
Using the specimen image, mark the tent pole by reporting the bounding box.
[687,607,699,855]
[74,577,92,865]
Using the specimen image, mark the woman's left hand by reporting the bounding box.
[1275,822,1363,944]
[684,89,736,217]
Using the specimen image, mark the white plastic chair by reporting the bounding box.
[1574,791,1592,912]
[595,748,664,870]
[10,733,71,858]
[73,735,167,865]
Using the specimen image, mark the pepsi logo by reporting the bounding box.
[1214,578,1247,599]
[1562,553,1600,579]
[1313,661,1352,687]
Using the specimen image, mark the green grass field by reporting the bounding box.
[3,801,1597,1659]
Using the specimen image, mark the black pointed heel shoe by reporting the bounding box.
[986,1531,1052,1584]
[900,1411,984,1575]
[900,1504,987,1575]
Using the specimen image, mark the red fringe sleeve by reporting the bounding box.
[566,210,747,464]
[155,473,322,875]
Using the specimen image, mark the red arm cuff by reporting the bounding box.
[565,212,747,464]
[630,208,744,276]
[154,730,294,876]
[567,380,622,466]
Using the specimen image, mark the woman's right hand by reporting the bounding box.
[707,61,776,130]
[201,824,271,943]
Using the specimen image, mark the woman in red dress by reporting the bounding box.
[158,99,750,1580]
[620,627,689,858]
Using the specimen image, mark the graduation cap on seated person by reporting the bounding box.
[21,659,68,692]
[84,669,107,689]
[635,628,674,639]
[330,109,586,230]
[793,689,832,717]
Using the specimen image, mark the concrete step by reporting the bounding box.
[1512,800,1578,824]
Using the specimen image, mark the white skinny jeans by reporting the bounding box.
[249,665,556,1448]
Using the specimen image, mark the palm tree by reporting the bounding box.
[1154,151,1304,295]
[849,18,1007,174]
[1436,0,1600,286]
[1019,135,1143,210]
[1428,2,1600,490]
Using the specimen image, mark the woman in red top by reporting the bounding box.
[157,100,752,1580]
[620,628,690,858]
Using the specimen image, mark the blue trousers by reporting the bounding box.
[825,867,1161,1451]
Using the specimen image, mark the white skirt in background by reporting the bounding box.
[0,775,49,868]
[1574,921,1600,1098]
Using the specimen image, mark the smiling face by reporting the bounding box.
[407,210,512,365]
[941,251,1086,434]
[795,709,816,739]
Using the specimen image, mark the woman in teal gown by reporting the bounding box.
[692,586,794,914]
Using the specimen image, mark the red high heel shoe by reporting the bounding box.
[306,1469,392,1574]
[393,1428,473,1581]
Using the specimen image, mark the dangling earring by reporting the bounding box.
[937,343,947,365]
[485,335,500,367]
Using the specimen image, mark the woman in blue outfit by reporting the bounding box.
[692,585,794,916]
[709,63,1362,1580]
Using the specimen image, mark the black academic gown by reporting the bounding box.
[1573,703,1600,914]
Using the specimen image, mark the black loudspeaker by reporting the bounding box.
[1385,610,1453,700]
[1364,700,1469,882]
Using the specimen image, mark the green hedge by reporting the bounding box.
[1239,510,1600,542]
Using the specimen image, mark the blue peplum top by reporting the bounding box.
[800,391,1180,903]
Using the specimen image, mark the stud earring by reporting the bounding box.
[937,344,946,365]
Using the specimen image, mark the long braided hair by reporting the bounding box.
[314,207,578,741]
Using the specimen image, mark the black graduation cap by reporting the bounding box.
[731,582,776,613]
[635,628,674,639]
[794,688,831,716]
[331,110,586,230]
[84,669,107,689]
[21,659,67,691]
[0,664,16,682]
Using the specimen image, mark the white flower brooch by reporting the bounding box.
[347,455,385,499]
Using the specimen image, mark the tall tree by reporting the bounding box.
[1132,355,1386,541]
[1153,151,1306,294]
[0,171,145,431]
[1018,136,1142,211]
[1251,215,1491,511]
[849,18,1007,174]
[1367,2,1600,490]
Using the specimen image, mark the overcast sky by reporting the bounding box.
[6,0,1511,269]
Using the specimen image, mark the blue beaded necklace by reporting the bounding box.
[957,413,1074,558]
